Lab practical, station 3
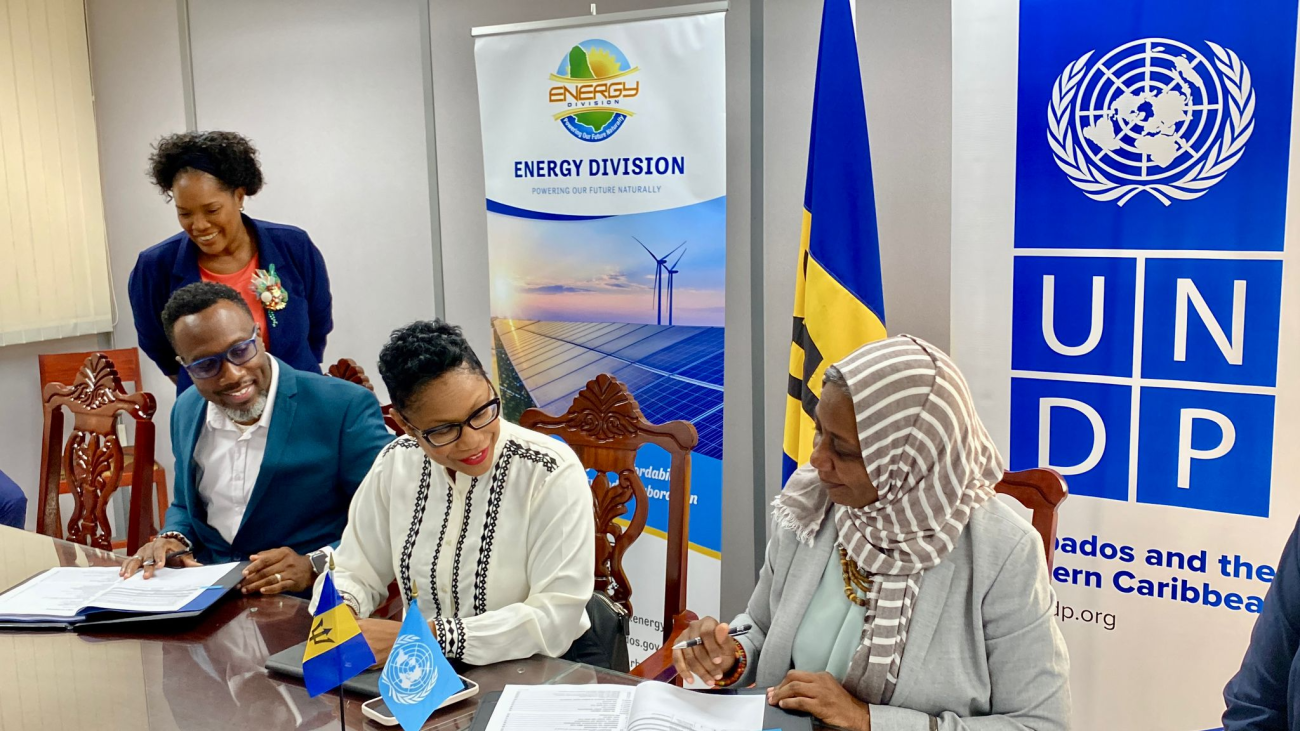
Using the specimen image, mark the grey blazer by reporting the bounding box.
[733,498,1071,731]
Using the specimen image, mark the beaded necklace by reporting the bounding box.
[837,545,873,607]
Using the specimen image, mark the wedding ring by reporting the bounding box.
[142,559,156,567]
[275,572,283,584]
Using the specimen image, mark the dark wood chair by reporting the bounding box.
[327,358,402,436]
[994,467,1068,570]
[36,354,158,555]
[38,348,169,551]
[630,467,1071,683]
[326,358,404,619]
[519,374,698,679]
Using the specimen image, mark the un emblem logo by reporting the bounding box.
[1048,38,1255,206]
[379,635,439,705]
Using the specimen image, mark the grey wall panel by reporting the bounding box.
[187,0,437,400]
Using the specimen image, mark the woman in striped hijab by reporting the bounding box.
[673,335,1071,730]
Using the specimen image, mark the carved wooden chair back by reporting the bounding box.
[994,468,1068,570]
[520,374,698,642]
[36,354,158,555]
[37,347,169,550]
[39,348,144,393]
[326,358,402,436]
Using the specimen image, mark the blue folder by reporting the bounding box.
[0,562,246,631]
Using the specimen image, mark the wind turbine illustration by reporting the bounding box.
[665,247,686,326]
[633,236,685,325]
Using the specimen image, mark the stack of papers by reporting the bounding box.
[484,682,766,731]
[0,563,240,623]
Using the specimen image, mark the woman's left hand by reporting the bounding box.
[768,671,871,731]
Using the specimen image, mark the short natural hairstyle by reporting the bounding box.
[378,320,486,411]
[148,130,265,198]
[161,282,253,347]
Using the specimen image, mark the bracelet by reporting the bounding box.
[157,531,192,550]
[713,640,748,687]
[339,590,361,616]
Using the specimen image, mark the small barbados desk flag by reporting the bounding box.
[302,570,375,697]
[783,0,887,485]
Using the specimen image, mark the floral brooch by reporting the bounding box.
[251,264,289,326]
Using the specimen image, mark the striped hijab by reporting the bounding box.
[772,335,1003,704]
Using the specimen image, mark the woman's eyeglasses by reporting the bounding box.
[404,388,502,448]
[178,327,260,380]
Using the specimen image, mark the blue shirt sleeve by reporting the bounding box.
[1223,515,1300,730]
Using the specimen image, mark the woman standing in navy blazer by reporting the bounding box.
[128,131,332,393]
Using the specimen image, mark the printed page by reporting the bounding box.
[626,682,765,731]
[0,567,122,621]
[86,563,239,612]
[484,685,635,731]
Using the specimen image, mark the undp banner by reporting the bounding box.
[473,12,726,666]
[953,0,1300,727]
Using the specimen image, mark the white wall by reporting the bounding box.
[862,0,952,348]
[186,0,437,403]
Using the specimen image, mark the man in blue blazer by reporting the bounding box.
[120,282,392,595]
[1224,515,1300,729]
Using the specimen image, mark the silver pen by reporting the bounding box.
[672,623,752,650]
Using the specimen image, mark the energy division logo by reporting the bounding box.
[549,39,640,142]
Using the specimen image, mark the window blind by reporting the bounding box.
[0,0,112,346]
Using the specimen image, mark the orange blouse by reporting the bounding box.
[199,254,271,349]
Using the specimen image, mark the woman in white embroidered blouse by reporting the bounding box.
[312,320,594,665]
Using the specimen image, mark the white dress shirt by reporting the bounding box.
[193,357,280,544]
[314,420,595,664]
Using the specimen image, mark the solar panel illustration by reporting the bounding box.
[493,319,725,461]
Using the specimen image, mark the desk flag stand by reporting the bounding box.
[300,553,377,727]
[379,579,461,731]
[335,557,345,731]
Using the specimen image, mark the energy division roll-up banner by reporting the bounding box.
[474,9,727,667]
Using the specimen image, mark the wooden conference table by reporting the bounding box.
[0,526,647,731]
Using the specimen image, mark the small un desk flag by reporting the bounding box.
[302,570,376,697]
[379,586,461,731]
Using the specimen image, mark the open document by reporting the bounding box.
[0,563,240,623]
[483,682,767,731]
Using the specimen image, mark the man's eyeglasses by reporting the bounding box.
[178,327,260,380]
[402,387,501,448]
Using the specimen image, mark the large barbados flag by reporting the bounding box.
[782,0,887,484]
[302,571,376,697]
